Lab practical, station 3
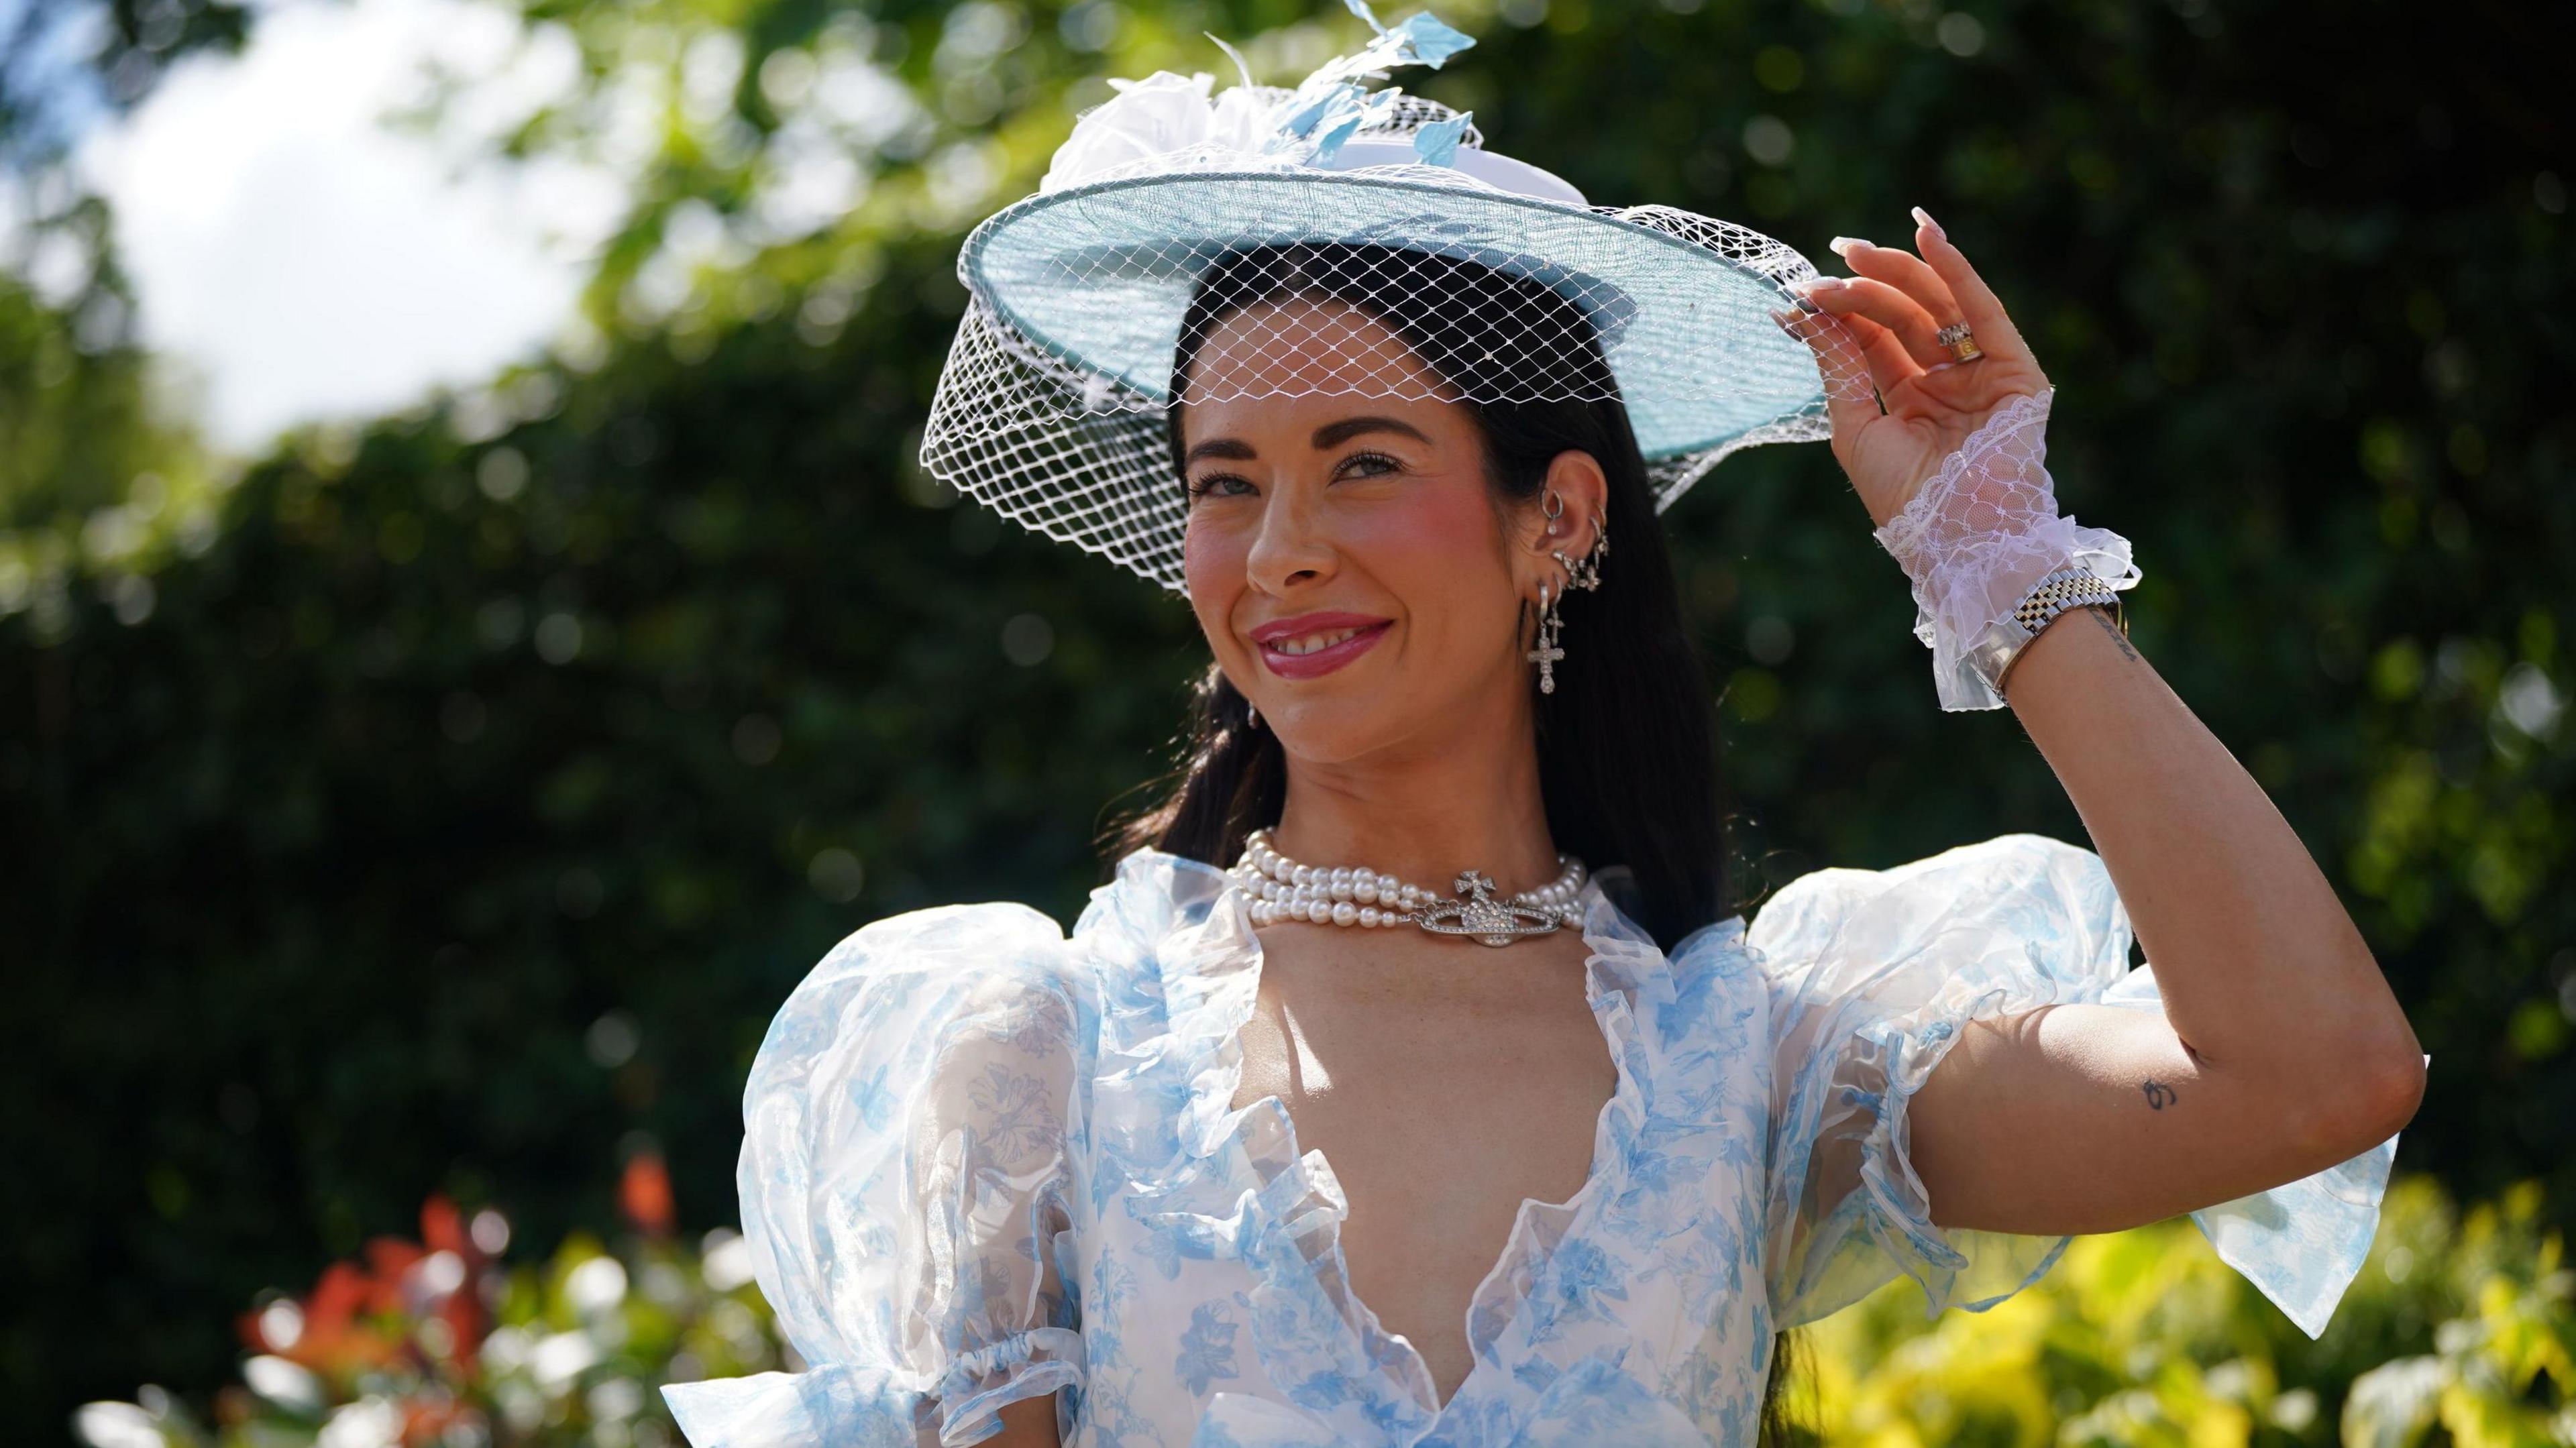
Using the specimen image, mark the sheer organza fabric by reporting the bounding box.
[1871,386,2144,710]
[663,836,2399,1447]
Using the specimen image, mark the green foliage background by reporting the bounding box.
[3,0,2569,1438]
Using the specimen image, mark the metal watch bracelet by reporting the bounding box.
[1964,565,2129,701]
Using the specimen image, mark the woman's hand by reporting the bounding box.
[1774,207,2053,531]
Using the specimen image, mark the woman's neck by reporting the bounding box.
[1265,697,1560,901]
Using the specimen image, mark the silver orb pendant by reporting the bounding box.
[1412,869,1571,947]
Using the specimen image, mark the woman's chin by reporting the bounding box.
[1261,700,1468,768]
[1258,661,1531,764]
[1260,705,1397,765]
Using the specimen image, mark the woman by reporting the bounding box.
[664,11,2426,1445]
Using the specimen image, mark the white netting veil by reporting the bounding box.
[918,6,1864,596]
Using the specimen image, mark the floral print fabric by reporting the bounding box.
[663,833,2402,1447]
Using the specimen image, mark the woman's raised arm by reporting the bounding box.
[1778,212,2424,1238]
[1911,595,2424,1234]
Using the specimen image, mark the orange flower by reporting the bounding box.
[421,1195,470,1260]
[258,1260,402,1378]
[361,1237,425,1315]
[621,1149,676,1237]
[417,1195,487,1370]
[237,1194,498,1383]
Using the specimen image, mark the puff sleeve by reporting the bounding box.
[662,902,1094,1447]
[1750,833,2407,1339]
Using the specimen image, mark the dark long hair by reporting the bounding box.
[1100,241,1806,1443]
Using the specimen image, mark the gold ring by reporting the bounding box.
[1936,321,1983,363]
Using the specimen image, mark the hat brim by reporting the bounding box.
[958,164,1828,465]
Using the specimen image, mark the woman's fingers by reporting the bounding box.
[1788,274,1952,373]
[1907,206,2033,365]
[1828,236,1964,333]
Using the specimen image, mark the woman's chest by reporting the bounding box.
[1065,910,1780,1444]
[1225,936,1617,1401]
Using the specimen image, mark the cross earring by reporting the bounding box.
[1527,580,1566,694]
[1527,494,1605,697]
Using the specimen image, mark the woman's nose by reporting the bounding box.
[1244,489,1336,592]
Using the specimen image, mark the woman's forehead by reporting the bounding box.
[1180,296,1454,404]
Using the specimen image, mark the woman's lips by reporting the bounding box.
[1258,620,1393,679]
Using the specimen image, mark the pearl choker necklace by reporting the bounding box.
[1226,827,1589,947]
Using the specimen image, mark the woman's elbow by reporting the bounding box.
[2358,1038,2428,1139]
[2293,1032,2426,1162]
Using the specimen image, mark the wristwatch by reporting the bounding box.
[1966,565,2129,700]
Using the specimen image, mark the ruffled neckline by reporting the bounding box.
[1076,846,1751,1444]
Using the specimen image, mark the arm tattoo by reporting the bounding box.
[2086,604,2141,663]
[2141,1079,2178,1109]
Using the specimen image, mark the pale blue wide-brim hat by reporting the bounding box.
[918,0,1836,595]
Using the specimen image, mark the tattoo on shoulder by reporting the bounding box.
[2141,1079,2178,1109]
[2087,605,2141,663]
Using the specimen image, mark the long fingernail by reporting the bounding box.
[1827,235,1872,258]
[1911,205,1944,240]
[1792,275,1849,295]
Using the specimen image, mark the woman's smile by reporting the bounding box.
[1253,612,1395,679]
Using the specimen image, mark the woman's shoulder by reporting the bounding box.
[1740,833,2118,966]
[1733,832,2133,1035]
[758,845,1231,1058]
[810,897,1081,983]
[753,897,1102,1091]
[1749,832,2112,928]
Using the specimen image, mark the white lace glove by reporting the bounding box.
[1871,388,2141,711]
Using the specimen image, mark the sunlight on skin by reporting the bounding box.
[1171,297,1606,897]
[1156,298,1619,1416]
[1176,298,1527,768]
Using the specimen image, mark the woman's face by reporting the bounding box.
[1177,297,1546,765]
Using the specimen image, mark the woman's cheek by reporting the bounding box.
[1180,515,1240,596]
[1343,479,1505,631]
[1181,519,1256,665]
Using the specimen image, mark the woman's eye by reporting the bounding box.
[1187,454,1396,502]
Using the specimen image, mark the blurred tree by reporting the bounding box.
[0,0,253,164]
[1,0,226,650]
[1,0,2569,1437]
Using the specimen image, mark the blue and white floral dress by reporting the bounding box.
[662,834,2402,1447]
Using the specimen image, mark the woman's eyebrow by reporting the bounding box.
[1181,414,1430,467]
[1311,415,1431,449]
[1183,437,1256,465]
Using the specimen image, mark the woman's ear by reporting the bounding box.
[1525,449,1611,569]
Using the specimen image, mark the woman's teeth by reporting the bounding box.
[1272,627,1366,656]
